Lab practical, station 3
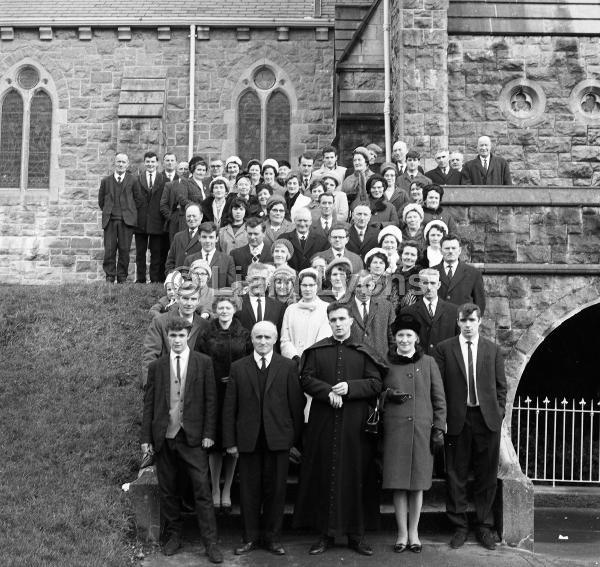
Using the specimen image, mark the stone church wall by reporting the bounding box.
[447,35,600,186]
[0,27,334,283]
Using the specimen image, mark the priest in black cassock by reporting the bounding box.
[293,301,387,556]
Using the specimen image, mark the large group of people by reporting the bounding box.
[127,136,509,563]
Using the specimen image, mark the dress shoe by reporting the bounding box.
[265,541,286,555]
[393,542,407,553]
[235,541,258,555]
[309,536,332,555]
[450,528,468,549]
[348,538,373,556]
[206,543,223,564]
[476,528,496,550]
[408,543,422,553]
[162,535,181,556]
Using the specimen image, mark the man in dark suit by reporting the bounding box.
[319,224,363,274]
[165,204,203,274]
[347,271,395,358]
[223,321,304,556]
[231,217,272,280]
[461,136,512,186]
[141,316,223,563]
[135,151,171,283]
[426,148,462,185]
[142,281,210,387]
[183,222,236,288]
[280,207,328,272]
[400,268,458,354]
[98,152,143,283]
[396,150,432,193]
[434,234,486,315]
[235,263,285,338]
[346,204,380,260]
[432,303,506,551]
[309,192,336,240]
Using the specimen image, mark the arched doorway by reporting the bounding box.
[511,303,600,486]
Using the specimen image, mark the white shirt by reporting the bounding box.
[355,297,371,318]
[114,172,124,183]
[320,216,333,230]
[202,248,216,264]
[459,334,479,406]
[424,297,438,316]
[249,242,264,256]
[333,248,346,258]
[296,231,309,241]
[147,172,155,187]
[384,186,395,201]
[253,350,273,369]
[249,295,266,321]
[445,261,458,276]
[480,156,489,169]
[170,347,190,383]
[212,199,225,224]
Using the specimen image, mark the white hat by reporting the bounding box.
[423,219,449,240]
[262,158,279,172]
[378,225,403,245]
[364,247,388,265]
[225,155,242,167]
[164,271,183,288]
[402,203,424,222]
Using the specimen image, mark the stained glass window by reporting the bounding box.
[0,90,24,188]
[266,91,290,165]
[238,91,261,165]
[27,91,52,188]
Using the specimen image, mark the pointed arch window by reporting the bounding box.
[237,66,291,165]
[0,64,53,191]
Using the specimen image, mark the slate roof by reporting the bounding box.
[0,0,332,25]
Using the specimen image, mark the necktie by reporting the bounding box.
[189,229,195,239]
[148,173,153,190]
[483,158,488,171]
[446,264,453,279]
[467,341,476,405]
[261,356,266,371]
[204,252,209,262]
[428,302,434,318]
[358,230,364,242]
[300,236,306,249]
[256,297,263,322]
[361,301,368,322]
[117,175,123,184]
[176,355,181,383]
[251,252,259,263]
[324,219,329,232]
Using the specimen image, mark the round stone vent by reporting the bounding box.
[253,66,276,91]
[569,80,600,123]
[499,79,546,127]
[17,66,40,90]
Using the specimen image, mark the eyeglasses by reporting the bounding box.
[270,208,285,213]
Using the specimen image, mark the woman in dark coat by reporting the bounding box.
[382,314,446,553]
[195,293,252,513]
[422,184,458,234]
[366,174,400,228]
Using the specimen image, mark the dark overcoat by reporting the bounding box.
[293,337,386,537]
[382,350,446,490]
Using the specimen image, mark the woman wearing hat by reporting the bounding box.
[341,146,374,205]
[270,238,294,269]
[366,174,400,228]
[270,264,298,306]
[320,173,349,223]
[225,155,242,186]
[280,268,331,362]
[364,247,391,300]
[422,219,448,268]
[378,225,403,274]
[255,183,273,220]
[247,159,262,189]
[399,181,426,219]
[382,313,446,554]
[401,203,425,244]
[389,240,422,312]
[421,184,457,233]
[380,162,409,215]
[188,259,215,317]
[224,173,261,220]
[320,257,353,303]
[263,196,294,248]
[195,291,253,514]
[262,159,284,194]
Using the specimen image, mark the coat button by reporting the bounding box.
[408,417,413,421]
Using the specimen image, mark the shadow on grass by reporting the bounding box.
[0,283,162,566]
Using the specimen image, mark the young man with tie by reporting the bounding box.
[141,316,223,563]
[230,217,273,280]
[432,303,506,551]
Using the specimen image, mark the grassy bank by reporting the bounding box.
[0,283,162,566]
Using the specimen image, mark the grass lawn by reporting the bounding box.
[0,283,163,566]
